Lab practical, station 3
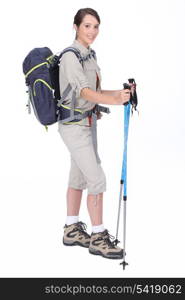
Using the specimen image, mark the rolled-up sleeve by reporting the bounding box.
[60,52,90,98]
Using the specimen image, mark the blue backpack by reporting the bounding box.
[22,47,84,126]
[23,47,109,128]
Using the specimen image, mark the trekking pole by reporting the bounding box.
[115,79,138,270]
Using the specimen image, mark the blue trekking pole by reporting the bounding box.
[115,78,138,270]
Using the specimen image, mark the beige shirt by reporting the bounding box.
[59,40,102,125]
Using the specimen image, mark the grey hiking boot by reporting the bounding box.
[63,222,90,248]
[89,229,123,259]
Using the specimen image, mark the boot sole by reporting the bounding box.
[63,238,89,248]
[89,248,124,259]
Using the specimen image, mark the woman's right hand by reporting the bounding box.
[115,89,130,105]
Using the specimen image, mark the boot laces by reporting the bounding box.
[101,230,117,248]
[76,222,90,239]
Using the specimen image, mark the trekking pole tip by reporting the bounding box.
[120,260,128,270]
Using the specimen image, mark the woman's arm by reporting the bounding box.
[100,90,122,97]
[81,88,130,105]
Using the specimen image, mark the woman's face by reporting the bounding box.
[74,14,100,47]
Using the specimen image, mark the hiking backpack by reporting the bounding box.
[22,47,87,126]
[23,46,109,127]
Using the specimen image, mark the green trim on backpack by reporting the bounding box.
[46,55,54,63]
[60,104,83,113]
[33,79,53,96]
[25,62,48,78]
[60,104,84,124]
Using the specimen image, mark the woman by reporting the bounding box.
[58,8,131,259]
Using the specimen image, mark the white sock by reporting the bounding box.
[92,224,105,233]
[66,216,79,226]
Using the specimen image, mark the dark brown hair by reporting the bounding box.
[74,8,101,28]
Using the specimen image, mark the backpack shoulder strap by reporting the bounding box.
[58,47,83,65]
[90,49,96,60]
[55,47,96,66]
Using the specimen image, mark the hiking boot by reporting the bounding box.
[63,221,90,248]
[89,229,123,259]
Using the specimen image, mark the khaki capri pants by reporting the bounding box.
[58,116,106,195]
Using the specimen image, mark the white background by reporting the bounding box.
[0,0,185,277]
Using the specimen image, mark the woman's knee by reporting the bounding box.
[87,171,106,195]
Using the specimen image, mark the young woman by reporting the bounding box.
[58,8,131,259]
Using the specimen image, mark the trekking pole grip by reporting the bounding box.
[122,83,131,106]
[123,79,138,112]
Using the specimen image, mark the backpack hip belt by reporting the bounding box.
[57,83,110,124]
[58,100,110,124]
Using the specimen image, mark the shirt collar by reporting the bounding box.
[72,39,91,56]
